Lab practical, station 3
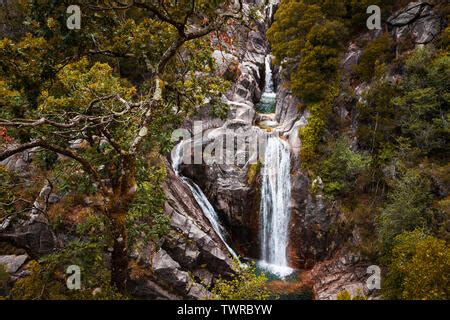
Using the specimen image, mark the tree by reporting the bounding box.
[378,170,433,250]
[292,19,346,102]
[267,0,347,103]
[353,33,394,82]
[357,77,400,152]
[320,137,370,197]
[383,230,450,300]
[0,0,244,293]
[394,48,450,157]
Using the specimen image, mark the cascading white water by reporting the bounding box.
[267,0,278,24]
[259,136,293,278]
[256,49,293,278]
[263,55,275,94]
[256,55,277,114]
[171,143,240,261]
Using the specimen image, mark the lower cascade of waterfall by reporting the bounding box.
[171,143,239,261]
[258,136,294,278]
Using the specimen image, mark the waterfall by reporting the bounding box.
[256,52,294,278]
[267,0,278,22]
[263,55,275,94]
[171,143,240,261]
[256,55,277,114]
[259,135,294,278]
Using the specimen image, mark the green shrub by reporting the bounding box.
[247,162,261,185]
[393,48,450,157]
[299,82,338,167]
[211,262,271,300]
[378,170,433,250]
[320,137,370,197]
[357,79,400,152]
[337,289,367,300]
[11,241,124,300]
[382,230,450,300]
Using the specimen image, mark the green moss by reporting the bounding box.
[299,81,338,169]
[0,264,9,287]
[247,162,261,185]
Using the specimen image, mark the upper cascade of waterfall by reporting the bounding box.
[256,55,277,114]
[266,0,279,22]
[172,142,240,261]
[263,55,276,95]
[258,135,294,278]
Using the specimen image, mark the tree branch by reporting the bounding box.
[0,141,109,196]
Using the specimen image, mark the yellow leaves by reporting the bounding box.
[0,33,51,94]
[0,37,14,51]
[124,86,137,100]
[384,230,450,300]
[0,80,18,98]
[46,17,57,30]
[39,58,136,113]
[0,79,20,107]
[15,33,48,53]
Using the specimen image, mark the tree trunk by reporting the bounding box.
[109,155,136,293]
[110,206,129,294]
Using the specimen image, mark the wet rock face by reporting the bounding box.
[289,174,343,269]
[275,83,303,135]
[129,162,234,300]
[387,2,445,44]
[173,2,278,260]
[178,124,262,258]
